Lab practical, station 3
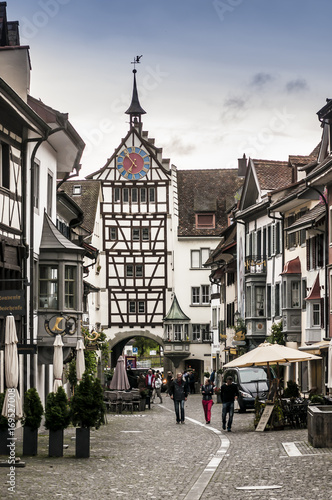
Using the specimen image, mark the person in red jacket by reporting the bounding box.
[145,369,155,400]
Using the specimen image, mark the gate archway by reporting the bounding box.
[108,329,165,367]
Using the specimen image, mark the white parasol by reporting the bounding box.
[223,342,321,368]
[53,334,64,392]
[76,338,85,383]
[1,315,23,419]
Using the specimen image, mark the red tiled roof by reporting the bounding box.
[252,159,291,191]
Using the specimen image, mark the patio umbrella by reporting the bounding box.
[109,355,130,391]
[223,342,321,368]
[76,338,85,383]
[328,339,332,391]
[1,315,23,419]
[53,334,64,392]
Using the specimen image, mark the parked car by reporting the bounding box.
[222,366,275,412]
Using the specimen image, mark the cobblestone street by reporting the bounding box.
[1,394,331,499]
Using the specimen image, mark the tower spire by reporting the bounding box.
[125,55,146,130]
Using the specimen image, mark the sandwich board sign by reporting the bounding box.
[255,404,274,432]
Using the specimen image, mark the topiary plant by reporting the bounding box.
[283,380,300,399]
[70,373,105,429]
[44,386,71,432]
[22,388,44,430]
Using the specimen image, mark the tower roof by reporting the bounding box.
[125,69,146,117]
[164,295,190,322]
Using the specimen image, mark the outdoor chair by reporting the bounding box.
[121,392,134,413]
[105,391,122,413]
[131,389,141,411]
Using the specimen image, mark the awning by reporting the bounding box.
[298,340,331,355]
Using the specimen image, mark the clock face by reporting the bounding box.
[116,147,150,180]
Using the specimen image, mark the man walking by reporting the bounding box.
[220,375,238,432]
[170,373,188,424]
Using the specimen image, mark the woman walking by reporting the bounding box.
[201,378,214,424]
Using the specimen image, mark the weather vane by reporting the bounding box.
[131,55,143,71]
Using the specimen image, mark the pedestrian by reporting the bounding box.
[153,372,163,403]
[220,375,239,432]
[209,369,216,384]
[201,378,214,424]
[189,371,195,394]
[169,372,188,424]
[145,368,155,401]
[166,371,173,396]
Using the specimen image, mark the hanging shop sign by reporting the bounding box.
[0,290,25,316]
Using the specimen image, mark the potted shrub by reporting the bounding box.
[70,373,105,458]
[0,392,9,455]
[22,388,44,456]
[44,387,71,457]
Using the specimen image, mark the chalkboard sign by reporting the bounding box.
[255,404,274,432]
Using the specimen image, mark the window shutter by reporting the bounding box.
[306,239,310,270]
[320,297,325,329]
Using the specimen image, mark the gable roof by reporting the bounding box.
[86,125,171,180]
[60,180,101,234]
[252,159,291,191]
[239,158,291,213]
[177,169,243,237]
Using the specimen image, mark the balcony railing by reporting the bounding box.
[244,255,267,275]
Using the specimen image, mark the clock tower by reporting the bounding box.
[87,58,175,362]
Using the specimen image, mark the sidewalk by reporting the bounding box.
[0,394,331,499]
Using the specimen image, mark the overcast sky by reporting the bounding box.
[8,0,332,177]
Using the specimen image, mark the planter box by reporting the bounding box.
[76,427,90,458]
[139,399,146,411]
[308,405,332,448]
[23,427,38,456]
[49,429,64,457]
[0,428,10,455]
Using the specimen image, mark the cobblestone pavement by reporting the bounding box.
[0,394,331,499]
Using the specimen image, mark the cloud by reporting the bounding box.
[250,72,275,88]
[165,136,197,156]
[285,78,309,93]
[221,96,247,121]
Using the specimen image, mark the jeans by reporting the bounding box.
[174,399,185,422]
[222,401,234,429]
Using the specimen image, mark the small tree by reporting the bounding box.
[70,373,105,429]
[45,387,71,432]
[268,321,285,345]
[22,388,44,430]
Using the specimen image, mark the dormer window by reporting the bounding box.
[72,185,82,195]
[195,213,215,229]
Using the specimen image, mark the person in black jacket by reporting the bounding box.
[201,378,214,424]
[169,373,188,424]
[220,376,239,432]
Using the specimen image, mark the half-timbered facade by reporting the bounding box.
[0,4,85,404]
[87,70,175,362]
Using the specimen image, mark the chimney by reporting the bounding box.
[238,154,247,177]
[0,3,31,101]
